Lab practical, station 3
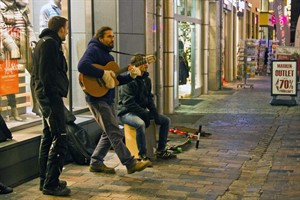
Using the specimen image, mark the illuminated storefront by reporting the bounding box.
[0,0,92,130]
[174,0,201,100]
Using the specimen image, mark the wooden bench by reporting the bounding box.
[124,120,157,160]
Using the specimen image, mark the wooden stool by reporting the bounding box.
[124,120,157,160]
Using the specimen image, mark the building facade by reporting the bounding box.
[0,0,263,130]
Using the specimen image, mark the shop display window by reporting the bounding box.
[176,0,196,17]
[260,0,269,12]
[0,0,91,129]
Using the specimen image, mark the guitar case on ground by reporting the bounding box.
[65,122,95,165]
[64,107,100,165]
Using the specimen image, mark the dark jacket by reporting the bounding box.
[32,28,68,119]
[77,38,133,104]
[118,72,158,120]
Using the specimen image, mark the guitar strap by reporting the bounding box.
[111,50,145,56]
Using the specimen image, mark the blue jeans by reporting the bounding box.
[88,101,135,168]
[119,113,170,155]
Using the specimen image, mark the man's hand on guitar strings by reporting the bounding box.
[102,70,116,89]
[129,65,141,79]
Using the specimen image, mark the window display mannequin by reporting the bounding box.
[39,0,68,64]
[40,0,62,33]
[0,0,40,119]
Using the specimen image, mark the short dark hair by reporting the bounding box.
[94,26,112,39]
[48,16,68,32]
[131,53,144,65]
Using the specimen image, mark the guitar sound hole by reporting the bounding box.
[96,78,104,87]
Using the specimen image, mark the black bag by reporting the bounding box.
[64,106,76,123]
[0,115,12,142]
[65,122,95,165]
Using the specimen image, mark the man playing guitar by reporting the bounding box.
[77,26,151,174]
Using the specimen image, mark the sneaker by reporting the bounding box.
[42,185,71,196]
[0,182,13,194]
[39,180,67,191]
[156,150,177,159]
[127,160,151,174]
[89,164,116,174]
[138,154,153,167]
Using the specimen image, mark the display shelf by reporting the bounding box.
[236,39,258,88]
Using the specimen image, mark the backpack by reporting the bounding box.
[0,115,12,142]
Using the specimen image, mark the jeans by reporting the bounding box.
[88,101,135,168]
[119,112,170,153]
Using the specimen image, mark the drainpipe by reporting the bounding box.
[68,0,73,111]
[202,0,210,94]
[217,0,223,89]
[155,0,163,114]
[163,0,174,114]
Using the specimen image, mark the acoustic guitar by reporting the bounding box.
[78,55,156,97]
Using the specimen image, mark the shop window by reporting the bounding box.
[260,0,269,12]
[0,0,91,129]
[175,0,196,17]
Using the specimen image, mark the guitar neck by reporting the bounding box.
[116,66,130,76]
[113,55,154,76]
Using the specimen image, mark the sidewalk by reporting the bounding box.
[3,76,300,200]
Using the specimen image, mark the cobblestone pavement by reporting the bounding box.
[2,76,300,200]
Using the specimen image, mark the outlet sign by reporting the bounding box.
[271,60,297,96]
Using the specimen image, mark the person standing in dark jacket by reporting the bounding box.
[78,26,150,175]
[118,54,176,162]
[32,16,70,196]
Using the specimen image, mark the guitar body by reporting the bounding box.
[78,62,120,97]
[78,55,156,97]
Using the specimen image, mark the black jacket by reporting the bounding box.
[118,72,158,120]
[32,28,68,118]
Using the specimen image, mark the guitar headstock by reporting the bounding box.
[144,55,156,64]
[133,55,156,67]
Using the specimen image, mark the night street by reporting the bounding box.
[4,76,300,200]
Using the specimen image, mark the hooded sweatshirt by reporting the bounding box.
[77,38,133,104]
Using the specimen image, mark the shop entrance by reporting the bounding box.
[174,19,201,102]
[178,21,193,98]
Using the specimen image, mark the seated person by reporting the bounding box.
[118,53,176,163]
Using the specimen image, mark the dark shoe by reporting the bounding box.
[138,154,153,167]
[42,185,71,196]
[156,150,177,159]
[0,182,13,194]
[39,180,67,191]
[127,160,151,174]
[89,164,116,174]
